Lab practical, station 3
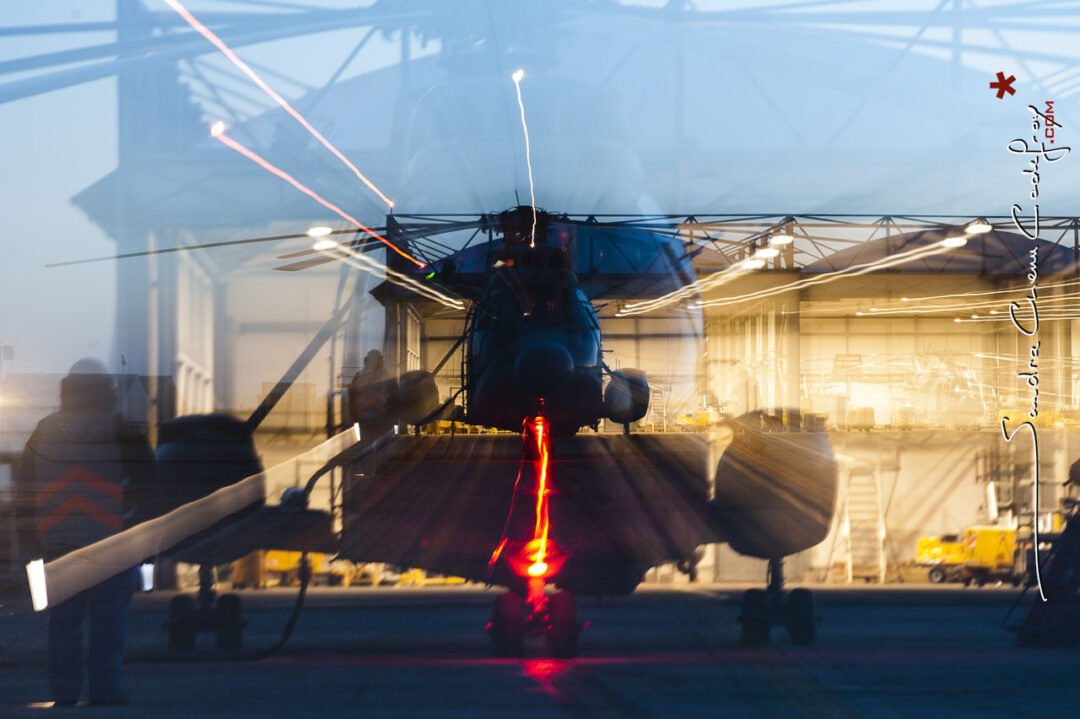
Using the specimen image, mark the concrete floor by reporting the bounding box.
[0,583,1075,717]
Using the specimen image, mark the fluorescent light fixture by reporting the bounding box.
[942,236,968,248]
[139,563,155,592]
[306,226,333,237]
[965,221,992,234]
[26,559,48,611]
[754,247,781,259]
[312,238,338,251]
[743,258,766,270]
[768,233,793,246]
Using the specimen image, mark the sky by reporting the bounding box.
[1,0,1079,376]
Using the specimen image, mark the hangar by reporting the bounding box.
[3,0,1080,616]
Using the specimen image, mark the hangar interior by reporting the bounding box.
[3,0,1080,592]
[57,209,1080,586]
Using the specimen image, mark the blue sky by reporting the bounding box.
[1,0,1078,374]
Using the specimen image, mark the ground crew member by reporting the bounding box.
[348,350,395,447]
[16,358,155,706]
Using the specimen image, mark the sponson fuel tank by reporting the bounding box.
[709,410,838,560]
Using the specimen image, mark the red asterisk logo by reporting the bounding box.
[990,71,1016,99]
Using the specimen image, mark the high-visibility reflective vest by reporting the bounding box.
[350,376,395,424]
[29,411,127,559]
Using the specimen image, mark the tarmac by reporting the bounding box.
[0,582,1076,717]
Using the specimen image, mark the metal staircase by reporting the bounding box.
[826,455,889,584]
[845,465,886,583]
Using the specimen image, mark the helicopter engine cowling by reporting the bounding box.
[396,370,439,426]
[604,369,650,424]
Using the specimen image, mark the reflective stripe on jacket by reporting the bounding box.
[30,411,127,558]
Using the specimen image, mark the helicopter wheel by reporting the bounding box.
[215,593,245,651]
[739,588,771,647]
[490,592,526,658]
[167,595,197,652]
[785,588,816,645]
[545,591,580,658]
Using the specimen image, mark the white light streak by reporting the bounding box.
[306,226,333,237]
[316,244,465,311]
[512,70,537,247]
[312,238,338,251]
[965,221,993,234]
[618,261,753,316]
[769,233,793,246]
[26,559,48,611]
[698,239,958,310]
[139,563,155,592]
[887,276,1080,305]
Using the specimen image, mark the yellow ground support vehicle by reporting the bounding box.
[395,568,468,587]
[676,410,718,431]
[960,527,1022,587]
[917,534,965,583]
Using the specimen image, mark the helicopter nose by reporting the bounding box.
[514,341,574,398]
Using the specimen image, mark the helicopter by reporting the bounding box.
[264,203,838,657]
[338,205,652,437]
[29,203,837,659]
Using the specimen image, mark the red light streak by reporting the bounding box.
[211,126,423,267]
[164,0,394,209]
[528,415,551,577]
[488,537,508,569]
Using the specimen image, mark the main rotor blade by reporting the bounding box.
[273,219,487,262]
[274,255,341,272]
[46,227,383,268]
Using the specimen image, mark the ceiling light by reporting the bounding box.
[743,258,766,270]
[768,233,793,246]
[965,221,992,234]
[754,246,780,259]
[312,239,338,251]
[942,236,968,248]
[306,226,333,237]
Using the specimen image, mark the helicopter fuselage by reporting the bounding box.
[465,241,604,433]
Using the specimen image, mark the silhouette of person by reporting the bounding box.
[348,350,395,446]
[16,358,155,706]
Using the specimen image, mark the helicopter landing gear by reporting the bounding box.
[487,583,583,658]
[545,591,580,658]
[738,558,817,646]
[489,592,526,657]
[166,563,245,652]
